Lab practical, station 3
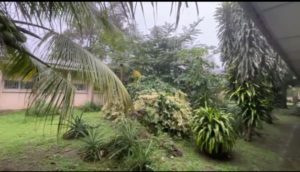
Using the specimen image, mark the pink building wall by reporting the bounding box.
[0,71,103,111]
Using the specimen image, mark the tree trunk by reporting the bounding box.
[245,126,253,142]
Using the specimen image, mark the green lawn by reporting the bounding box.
[0,109,299,171]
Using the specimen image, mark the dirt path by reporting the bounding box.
[279,123,300,170]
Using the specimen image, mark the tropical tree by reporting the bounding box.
[0,2,200,134]
[126,20,202,82]
[215,2,291,141]
[173,47,225,108]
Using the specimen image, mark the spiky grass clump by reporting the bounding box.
[191,106,236,157]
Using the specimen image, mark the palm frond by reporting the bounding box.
[29,67,76,135]
[36,32,132,112]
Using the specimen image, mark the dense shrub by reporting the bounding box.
[81,101,101,112]
[102,100,126,121]
[128,76,192,137]
[127,76,178,100]
[134,91,192,138]
[191,106,236,157]
[26,101,60,117]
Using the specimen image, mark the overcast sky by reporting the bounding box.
[133,2,222,69]
[23,2,223,69]
[134,2,220,47]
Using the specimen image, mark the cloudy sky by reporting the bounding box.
[134,2,220,46]
[22,2,223,69]
[133,2,222,69]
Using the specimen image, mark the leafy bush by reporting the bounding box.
[81,127,106,161]
[102,100,126,121]
[228,81,274,141]
[128,76,191,137]
[63,113,89,140]
[26,100,60,117]
[81,101,101,112]
[191,106,236,157]
[127,76,178,100]
[134,92,192,137]
[220,102,244,137]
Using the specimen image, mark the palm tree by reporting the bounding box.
[0,2,198,134]
[215,2,291,141]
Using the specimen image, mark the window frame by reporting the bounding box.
[74,83,88,93]
[2,79,33,93]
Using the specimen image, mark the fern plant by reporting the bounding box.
[63,113,89,140]
[191,106,236,157]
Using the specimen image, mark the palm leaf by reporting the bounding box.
[36,32,132,111]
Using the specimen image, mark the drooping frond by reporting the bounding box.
[36,32,132,111]
[29,67,76,135]
[0,44,75,135]
[215,2,290,82]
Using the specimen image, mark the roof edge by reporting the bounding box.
[239,2,300,79]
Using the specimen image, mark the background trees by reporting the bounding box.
[124,21,224,108]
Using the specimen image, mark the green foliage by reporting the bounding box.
[215,2,292,140]
[125,140,154,171]
[191,106,236,156]
[82,118,154,170]
[102,100,127,121]
[106,118,141,160]
[228,81,273,130]
[127,76,178,99]
[174,48,225,107]
[26,100,59,117]
[220,102,244,137]
[109,119,154,171]
[63,113,89,140]
[81,101,102,112]
[81,127,106,162]
[127,20,202,84]
[125,22,223,108]
[128,76,191,137]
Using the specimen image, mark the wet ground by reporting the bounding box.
[259,111,300,170]
[278,122,300,170]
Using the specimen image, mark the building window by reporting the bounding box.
[74,83,87,91]
[3,80,33,90]
[20,81,33,89]
[4,80,19,89]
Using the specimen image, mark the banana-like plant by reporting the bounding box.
[227,79,273,141]
[191,106,236,157]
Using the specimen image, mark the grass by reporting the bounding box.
[0,108,299,171]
